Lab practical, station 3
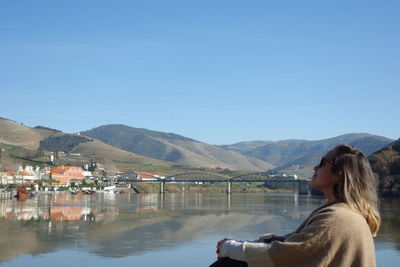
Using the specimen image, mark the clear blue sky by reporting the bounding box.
[1,0,399,145]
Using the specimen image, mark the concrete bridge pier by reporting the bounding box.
[298,180,308,195]
[226,180,232,194]
[160,181,166,194]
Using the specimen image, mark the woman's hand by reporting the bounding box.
[216,238,229,259]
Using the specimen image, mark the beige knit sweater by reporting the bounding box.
[241,202,376,267]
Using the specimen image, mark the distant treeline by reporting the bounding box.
[34,126,62,133]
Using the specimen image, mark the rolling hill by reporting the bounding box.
[1,117,394,174]
[81,124,274,171]
[0,118,169,169]
[220,134,393,169]
[0,118,55,151]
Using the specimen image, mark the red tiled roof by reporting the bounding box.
[51,166,82,174]
[19,171,33,176]
[22,181,37,185]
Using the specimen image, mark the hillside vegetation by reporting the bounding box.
[71,139,170,168]
[369,139,400,197]
[39,134,92,153]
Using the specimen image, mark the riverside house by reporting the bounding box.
[14,170,35,184]
[50,165,83,186]
[0,168,30,185]
[0,169,12,185]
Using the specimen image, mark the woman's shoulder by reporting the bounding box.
[318,202,360,215]
[312,202,368,230]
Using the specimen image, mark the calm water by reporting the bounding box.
[0,192,399,266]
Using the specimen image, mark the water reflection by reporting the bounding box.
[0,193,399,266]
[376,199,400,251]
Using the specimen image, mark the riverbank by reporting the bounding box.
[0,182,294,199]
[133,182,293,194]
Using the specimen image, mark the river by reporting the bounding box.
[0,192,399,266]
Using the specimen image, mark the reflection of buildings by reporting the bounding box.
[137,194,159,213]
[0,194,104,222]
[1,199,43,220]
[49,194,92,221]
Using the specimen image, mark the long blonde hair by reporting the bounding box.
[331,144,381,236]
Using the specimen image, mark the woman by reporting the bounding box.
[210,144,380,267]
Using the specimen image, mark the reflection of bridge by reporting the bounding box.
[118,172,309,195]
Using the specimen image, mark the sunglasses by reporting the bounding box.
[319,156,333,168]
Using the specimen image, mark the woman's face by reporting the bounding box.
[311,149,339,199]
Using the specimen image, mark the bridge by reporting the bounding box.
[117,172,309,195]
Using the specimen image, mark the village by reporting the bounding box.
[0,159,165,193]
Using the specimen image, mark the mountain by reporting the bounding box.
[220,133,393,168]
[1,117,394,174]
[0,118,169,168]
[369,138,400,197]
[81,124,274,171]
